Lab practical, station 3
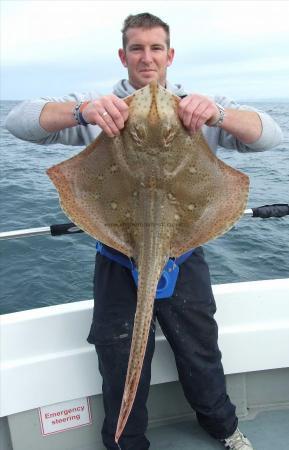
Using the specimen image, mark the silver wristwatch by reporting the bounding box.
[211,104,225,127]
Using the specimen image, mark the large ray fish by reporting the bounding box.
[47,81,249,443]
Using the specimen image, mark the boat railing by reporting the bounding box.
[1,278,289,418]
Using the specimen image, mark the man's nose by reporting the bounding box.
[141,49,153,63]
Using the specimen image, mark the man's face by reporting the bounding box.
[118,26,175,89]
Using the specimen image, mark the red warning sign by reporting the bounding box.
[39,397,92,435]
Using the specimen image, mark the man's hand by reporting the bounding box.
[178,94,220,134]
[82,95,129,137]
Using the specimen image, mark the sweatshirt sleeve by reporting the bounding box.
[4,92,101,146]
[216,96,283,152]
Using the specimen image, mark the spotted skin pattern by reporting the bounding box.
[47,81,249,443]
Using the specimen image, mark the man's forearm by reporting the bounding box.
[40,95,129,137]
[220,109,262,144]
[40,102,77,132]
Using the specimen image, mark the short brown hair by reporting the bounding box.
[121,12,170,49]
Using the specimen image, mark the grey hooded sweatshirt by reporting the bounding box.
[5,79,283,153]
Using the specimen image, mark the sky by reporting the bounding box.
[1,0,289,101]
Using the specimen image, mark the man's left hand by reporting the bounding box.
[178,94,220,134]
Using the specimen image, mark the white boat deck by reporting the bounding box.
[1,278,289,450]
[146,407,289,449]
[65,407,289,450]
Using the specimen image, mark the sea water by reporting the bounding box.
[0,100,288,314]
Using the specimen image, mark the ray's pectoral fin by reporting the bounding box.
[169,132,250,256]
[46,130,137,256]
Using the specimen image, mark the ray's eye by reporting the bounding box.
[163,126,177,147]
[129,125,146,146]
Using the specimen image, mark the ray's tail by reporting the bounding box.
[114,227,169,444]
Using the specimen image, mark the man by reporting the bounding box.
[5,12,282,450]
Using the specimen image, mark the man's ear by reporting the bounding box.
[167,48,175,67]
[118,48,127,67]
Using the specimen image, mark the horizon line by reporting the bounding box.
[1,97,289,103]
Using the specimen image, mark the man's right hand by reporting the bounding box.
[82,95,129,138]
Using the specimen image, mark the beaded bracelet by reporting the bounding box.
[73,101,90,126]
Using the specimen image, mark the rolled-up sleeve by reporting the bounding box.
[244,112,283,151]
[4,100,52,142]
[216,96,283,152]
[4,91,102,146]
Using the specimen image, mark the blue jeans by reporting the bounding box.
[87,247,238,450]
